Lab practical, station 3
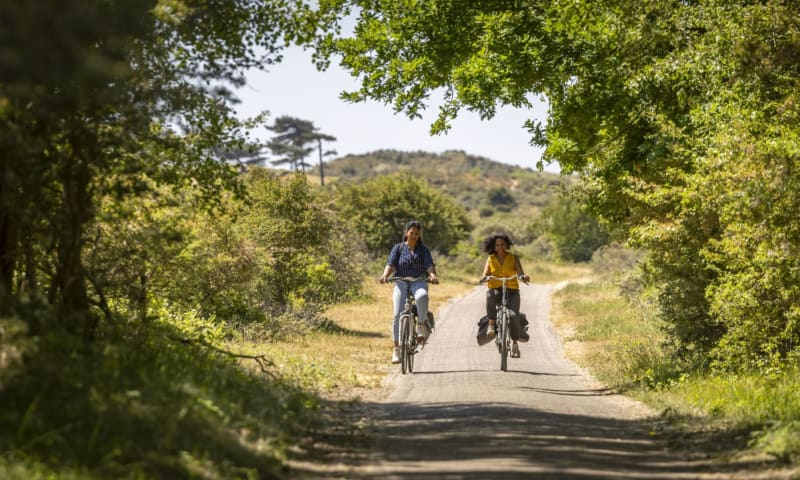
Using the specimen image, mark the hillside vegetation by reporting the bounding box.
[316,149,578,252]
[321,149,570,212]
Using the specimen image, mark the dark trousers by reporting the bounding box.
[486,288,521,340]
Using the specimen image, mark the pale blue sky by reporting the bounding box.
[235,45,557,173]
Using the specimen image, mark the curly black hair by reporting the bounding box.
[482,233,513,254]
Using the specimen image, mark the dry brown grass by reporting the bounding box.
[250,274,475,401]
[549,280,612,369]
[535,263,592,283]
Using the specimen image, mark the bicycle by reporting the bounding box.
[387,275,432,374]
[479,275,524,371]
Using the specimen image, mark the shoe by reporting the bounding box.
[416,325,429,343]
[511,343,521,358]
[487,324,496,339]
[391,346,401,364]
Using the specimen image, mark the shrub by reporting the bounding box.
[333,172,472,255]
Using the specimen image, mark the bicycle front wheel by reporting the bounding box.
[407,320,416,373]
[500,309,510,371]
[400,314,412,374]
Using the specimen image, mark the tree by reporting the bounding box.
[486,186,517,213]
[214,145,269,171]
[266,116,316,171]
[314,134,337,186]
[536,193,609,263]
[1,0,316,337]
[311,1,800,368]
[266,116,336,184]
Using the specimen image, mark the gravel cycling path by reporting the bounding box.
[297,283,791,479]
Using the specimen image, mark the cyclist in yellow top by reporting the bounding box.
[480,233,529,358]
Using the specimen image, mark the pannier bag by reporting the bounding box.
[518,313,530,342]
[476,313,530,345]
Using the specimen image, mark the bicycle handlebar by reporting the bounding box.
[479,274,528,285]
[386,275,431,284]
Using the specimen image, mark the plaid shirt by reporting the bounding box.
[387,242,435,278]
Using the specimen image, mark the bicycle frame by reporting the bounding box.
[387,275,429,374]
[480,275,521,371]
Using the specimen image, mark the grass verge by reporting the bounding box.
[0,321,320,480]
[248,273,478,401]
[550,278,800,472]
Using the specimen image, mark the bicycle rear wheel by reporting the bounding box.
[400,314,411,374]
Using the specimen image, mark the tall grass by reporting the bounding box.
[551,280,676,387]
[551,276,800,465]
[0,317,320,479]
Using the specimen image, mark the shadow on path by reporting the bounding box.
[410,369,581,377]
[290,401,781,479]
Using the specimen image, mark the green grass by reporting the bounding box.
[8,272,796,477]
[0,319,322,480]
[551,278,800,467]
[552,280,671,388]
[640,369,800,462]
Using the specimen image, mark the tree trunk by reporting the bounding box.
[54,135,94,339]
[0,205,15,298]
[317,139,325,186]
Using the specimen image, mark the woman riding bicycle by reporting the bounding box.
[480,233,529,358]
[379,220,439,364]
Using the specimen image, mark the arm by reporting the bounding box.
[379,264,396,284]
[420,245,439,284]
[514,256,530,284]
[380,244,400,283]
[482,257,491,277]
[426,264,439,284]
[479,257,491,283]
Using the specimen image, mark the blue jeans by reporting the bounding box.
[392,279,429,343]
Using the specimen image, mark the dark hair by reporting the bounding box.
[403,220,423,242]
[482,233,513,254]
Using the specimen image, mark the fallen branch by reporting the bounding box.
[169,334,277,378]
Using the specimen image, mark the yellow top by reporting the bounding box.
[486,252,520,290]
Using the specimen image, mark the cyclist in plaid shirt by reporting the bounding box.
[379,220,439,363]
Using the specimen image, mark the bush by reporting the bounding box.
[478,205,494,217]
[486,186,516,207]
[534,192,609,263]
[333,172,472,255]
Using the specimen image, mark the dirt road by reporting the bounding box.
[296,283,790,479]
